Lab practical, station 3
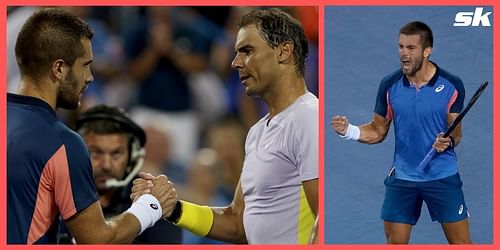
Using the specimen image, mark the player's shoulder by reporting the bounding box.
[436,64,464,89]
[8,94,64,146]
[56,122,87,151]
[248,93,318,133]
[294,92,318,111]
[288,92,318,128]
[380,69,404,87]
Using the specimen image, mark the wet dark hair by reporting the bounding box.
[239,8,308,77]
[15,8,94,80]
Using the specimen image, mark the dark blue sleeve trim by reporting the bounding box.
[374,70,402,117]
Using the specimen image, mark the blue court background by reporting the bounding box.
[324,6,493,244]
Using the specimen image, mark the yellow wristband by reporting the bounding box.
[175,200,214,237]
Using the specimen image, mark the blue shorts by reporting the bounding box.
[381,169,468,225]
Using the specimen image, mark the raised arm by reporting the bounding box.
[331,113,391,144]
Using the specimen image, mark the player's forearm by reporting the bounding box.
[207,181,247,243]
[448,114,462,147]
[358,122,389,144]
[335,114,390,144]
[168,201,247,243]
[450,129,462,147]
[101,213,141,243]
[303,179,318,217]
[308,216,319,244]
[69,195,163,244]
[71,213,139,244]
[208,207,247,243]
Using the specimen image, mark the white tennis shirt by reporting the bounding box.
[241,92,318,244]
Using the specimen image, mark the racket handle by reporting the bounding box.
[416,148,437,174]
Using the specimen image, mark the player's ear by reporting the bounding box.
[278,41,294,64]
[423,47,432,58]
[51,59,66,82]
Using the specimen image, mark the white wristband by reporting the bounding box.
[339,123,360,140]
[126,194,162,235]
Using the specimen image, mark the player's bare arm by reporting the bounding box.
[433,113,462,153]
[303,179,318,216]
[332,114,391,144]
[304,178,318,244]
[65,174,175,243]
[309,215,319,244]
[209,181,247,243]
[65,201,139,243]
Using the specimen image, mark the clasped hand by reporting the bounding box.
[131,172,178,219]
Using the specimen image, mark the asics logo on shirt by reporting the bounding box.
[150,204,159,210]
[459,204,464,215]
[435,84,445,93]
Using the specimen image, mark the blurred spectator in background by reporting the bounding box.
[295,6,319,96]
[7,6,318,244]
[205,117,246,200]
[140,123,187,184]
[7,7,39,93]
[61,7,133,110]
[58,105,182,244]
[209,7,318,131]
[130,7,318,244]
[124,7,213,166]
[61,7,135,128]
[178,148,230,244]
[209,7,263,131]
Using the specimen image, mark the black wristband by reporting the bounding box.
[448,135,455,149]
[166,201,182,223]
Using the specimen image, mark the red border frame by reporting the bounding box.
[1,1,496,249]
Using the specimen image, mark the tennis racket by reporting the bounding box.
[416,81,489,174]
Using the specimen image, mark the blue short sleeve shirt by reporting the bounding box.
[374,63,465,181]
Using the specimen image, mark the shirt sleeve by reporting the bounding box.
[57,131,98,220]
[449,77,465,113]
[294,101,319,181]
[374,76,395,119]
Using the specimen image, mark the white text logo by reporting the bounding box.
[454,7,492,27]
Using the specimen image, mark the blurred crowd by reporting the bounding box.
[7,6,318,244]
